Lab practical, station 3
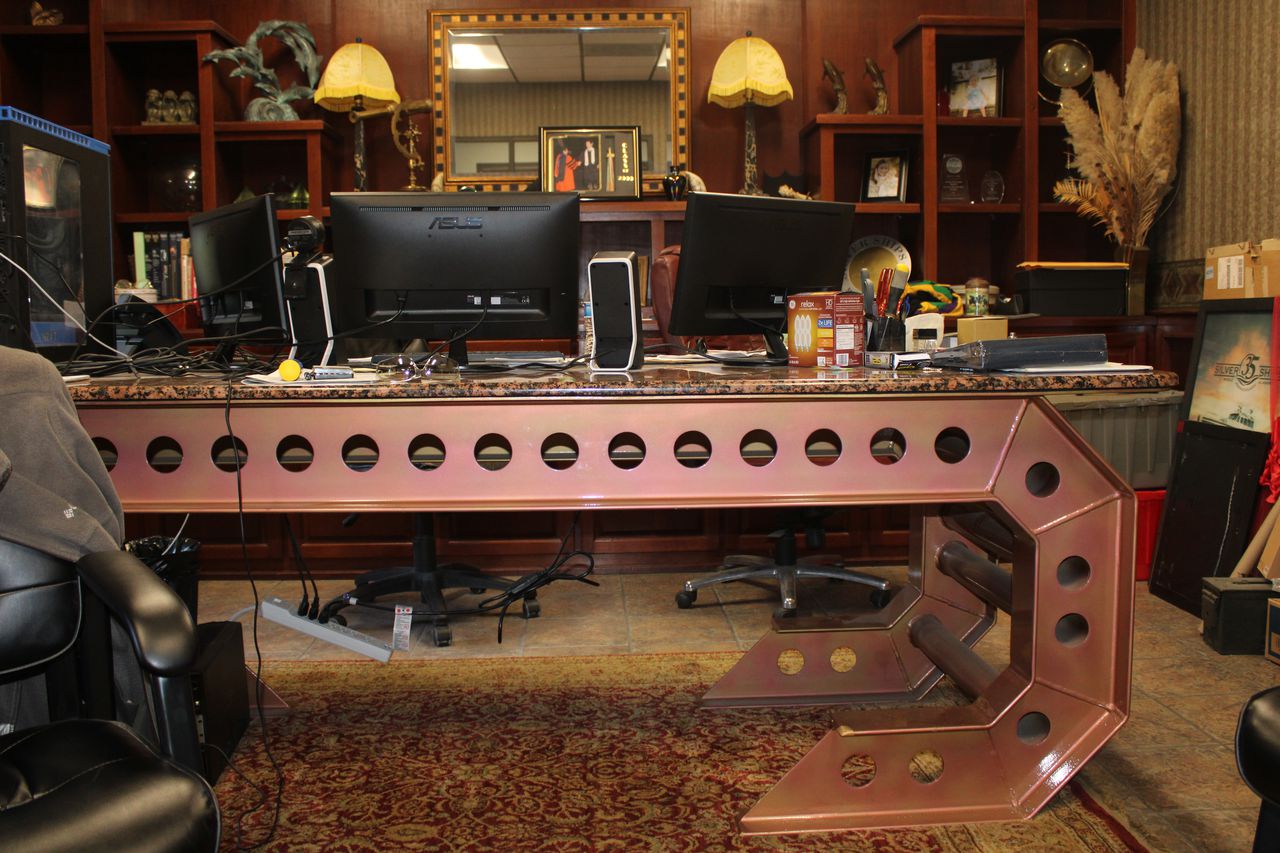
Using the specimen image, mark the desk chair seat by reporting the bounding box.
[1237,685,1280,852]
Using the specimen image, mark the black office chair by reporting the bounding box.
[0,539,219,851]
[319,511,539,647]
[675,508,892,613]
[1237,685,1280,852]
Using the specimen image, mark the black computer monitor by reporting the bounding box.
[666,191,855,360]
[329,191,578,364]
[188,194,286,362]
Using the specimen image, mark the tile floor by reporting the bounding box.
[200,571,1279,851]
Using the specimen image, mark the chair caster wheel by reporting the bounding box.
[330,613,347,627]
[432,624,452,647]
[870,588,894,609]
[522,598,540,619]
[470,587,486,594]
[676,590,696,609]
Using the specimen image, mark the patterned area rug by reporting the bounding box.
[216,654,1147,851]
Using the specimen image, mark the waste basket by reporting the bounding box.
[124,535,200,621]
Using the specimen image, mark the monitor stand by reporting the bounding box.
[447,330,471,366]
[764,329,788,362]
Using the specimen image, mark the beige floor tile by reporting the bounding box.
[522,614,629,649]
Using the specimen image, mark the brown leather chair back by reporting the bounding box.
[650,245,765,352]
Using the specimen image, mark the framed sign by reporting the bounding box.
[539,126,641,200]
[1183,297,1274,433]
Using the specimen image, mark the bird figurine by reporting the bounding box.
[865,58,889,115]
[29,2,64,26]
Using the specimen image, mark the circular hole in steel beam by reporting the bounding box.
[541,433,579,470]
[342,435,379,472]
[776,649,804,676]
[806,429,842,466]
[92,437,118,472]
[145,436,183,473]
[1017,712,1051,745]
[276,435,313,472]
[674,431,711,468]
[408,434,445,471]
[1057,556,1092,590]
[740,429,777,467]
[1025,461,1060,497]
[211,435,248,472]
[829,646,857,673]
[841,754,876,788]
[870,428,906,465]
[1055,613,1090,647]
[908,749,944,784]
[608,432,646,470]
[934,427,971,464]
[474,434,512,471]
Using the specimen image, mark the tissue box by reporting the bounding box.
[956,316,1008,344]
[786,291,865,368]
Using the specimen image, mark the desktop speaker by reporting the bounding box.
[282,254,337,366]
[587,250,643,372]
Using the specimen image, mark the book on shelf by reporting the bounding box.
[132,229,197,302]
[948,58,1001,118]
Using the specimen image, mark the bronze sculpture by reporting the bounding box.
[821,59,848,114]
[865,58,889,115]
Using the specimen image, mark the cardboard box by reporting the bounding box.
[956,316,1008,344]
[1267,598,1280,665]
[1204,240,1280,300]
[786,291,865,368]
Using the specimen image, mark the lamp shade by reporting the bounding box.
[708,34,793,108]
[314,40,400,111]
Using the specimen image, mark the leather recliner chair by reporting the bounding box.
[1237,685,1280,852]
[0,538,220,851]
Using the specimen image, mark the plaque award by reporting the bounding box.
[980,170,1006,203]
[940,153,969,203]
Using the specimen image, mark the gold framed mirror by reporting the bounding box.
[430,9,690,194]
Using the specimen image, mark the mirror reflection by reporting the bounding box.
[432,11,689,192]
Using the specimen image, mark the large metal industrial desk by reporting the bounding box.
[71,364,1177,832]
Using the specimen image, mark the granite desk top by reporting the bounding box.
[68,364,1179,403]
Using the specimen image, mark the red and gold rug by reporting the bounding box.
[216,653,1147,851]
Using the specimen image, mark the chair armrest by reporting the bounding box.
[75,550,197,676]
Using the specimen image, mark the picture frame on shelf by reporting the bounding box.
[539,126,641,200]
[861,151,909,202]
[948,58,1001,117]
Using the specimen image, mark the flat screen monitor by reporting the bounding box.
[188,194,286,361]
[329,191,578,364]
[0,107,113,363]
[666,191,855,360]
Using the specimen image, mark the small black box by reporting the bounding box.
[1014,265,1127,316]
[1201,576,1280,655]
[192,621,250,782]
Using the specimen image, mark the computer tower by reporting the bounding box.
[0,107,113,361]
[192,621,250,782]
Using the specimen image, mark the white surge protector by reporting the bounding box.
[259,596,393,662]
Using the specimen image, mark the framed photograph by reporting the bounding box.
[862,151,909,202]
[1183,296,1274,433]
[539,126,641,200]
[948,58,1001,117]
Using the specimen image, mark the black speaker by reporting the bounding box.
[588,250,643,371]
[281,254,337,366]
[192,621,250,783]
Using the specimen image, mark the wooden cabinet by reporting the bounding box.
[802,1,1135,293]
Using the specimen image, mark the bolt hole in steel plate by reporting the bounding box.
[146,436,183,473]
[408,434,445,471]
[870,428,906,465]
[541,433,578,470]
[933,427,970,464]
[740,429,777,467]
[276,435,313,472]
[829,646,857,672]
[475,433,512,471]
[908,749,944,784]
[841,753,876,788]
[674,431,711,468]
[609,432,646,469]
[1025,461,1060,497]
[806,428,842,466]
[211,435,248,472]
[777,649,804,675]
[342,435,380,472]
[93,437,118,471]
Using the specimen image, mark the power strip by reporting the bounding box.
[259,596,393,662]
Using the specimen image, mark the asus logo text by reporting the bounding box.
[428,216,483,230]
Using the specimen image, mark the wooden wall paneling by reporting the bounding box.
[1154,314,1196,388]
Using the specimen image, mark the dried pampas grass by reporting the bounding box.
[1053,48,1181,260]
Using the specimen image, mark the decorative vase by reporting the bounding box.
[1117,244,1150,315]
[663,164,688,201]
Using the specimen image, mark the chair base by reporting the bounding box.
[320,563,539,647]
[677,554,890,613]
